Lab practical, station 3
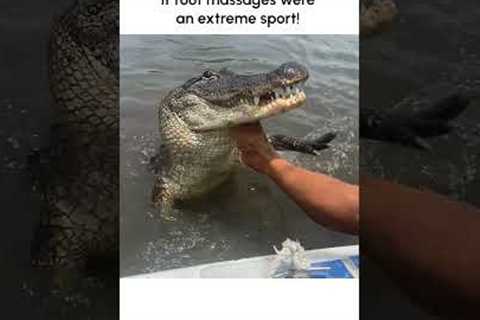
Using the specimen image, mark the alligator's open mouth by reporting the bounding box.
[191,79,308,132]
[184,62,309,132]
[253,80,307,116]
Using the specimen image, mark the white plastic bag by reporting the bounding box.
[270,238,310,278]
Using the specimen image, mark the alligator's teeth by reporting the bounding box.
[254,96,259,105]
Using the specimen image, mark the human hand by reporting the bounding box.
[229,123,281,175]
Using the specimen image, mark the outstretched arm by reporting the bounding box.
[231,122,480,314]
[362,176,480,313]
[230,123,359,234]
[268,159,359,234]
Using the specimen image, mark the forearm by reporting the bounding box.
[362,176,480,310]
[266,158,359,234]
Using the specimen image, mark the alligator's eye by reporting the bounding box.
[202,71,217,79]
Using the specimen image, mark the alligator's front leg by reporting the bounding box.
[268,132,336,155]
[151,175,176,209]
[360,93,470,150]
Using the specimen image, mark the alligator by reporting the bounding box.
[152,62,336,208]
[32,0,119,269]
[361,93,471,150]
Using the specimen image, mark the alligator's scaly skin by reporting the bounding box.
[153,92,240,207]
[34,0,118,268]
[152,63,320,208]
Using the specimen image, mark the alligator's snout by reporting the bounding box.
[186,62,310,131]
[271,62,309,86]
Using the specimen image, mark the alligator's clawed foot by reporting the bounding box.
[151,177,174,210]
[360,93,470,150]
[268,132,337,155]
[151,185,177,221]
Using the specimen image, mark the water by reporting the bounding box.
[120,35,359,276]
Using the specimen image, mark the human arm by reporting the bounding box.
[230,123,359,235]
[361,176,480,314]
